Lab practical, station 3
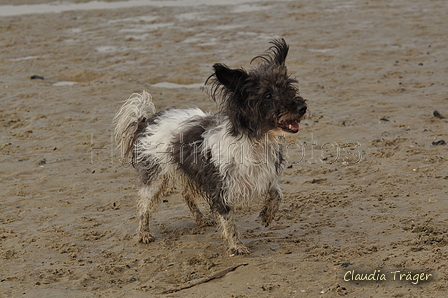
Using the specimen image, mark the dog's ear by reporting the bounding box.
[270,38,289,65]
[250,38,289,66]
[213,63,248,92]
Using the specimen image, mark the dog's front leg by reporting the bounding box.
[218,211,250,255]
[215,205,250,255]
[259,186,282,227]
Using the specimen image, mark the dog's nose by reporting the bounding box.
[298,104,307,116]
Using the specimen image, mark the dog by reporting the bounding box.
[113,38,307,255]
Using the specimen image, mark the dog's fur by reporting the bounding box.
[114,39,307,255]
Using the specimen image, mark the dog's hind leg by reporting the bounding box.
[137,177,166,243]
[259,186,282,227]
[182,187,216,227]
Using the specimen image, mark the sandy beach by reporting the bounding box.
[1,0,447,297]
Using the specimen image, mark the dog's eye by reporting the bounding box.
[264,93,272,99]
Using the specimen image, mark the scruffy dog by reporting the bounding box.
[114,39,307,255]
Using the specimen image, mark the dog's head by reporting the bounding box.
[208,38,307,139]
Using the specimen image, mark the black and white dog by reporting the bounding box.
[114,39,307,255]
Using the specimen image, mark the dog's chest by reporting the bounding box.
[230,162,278,197]
[216,140,282,200]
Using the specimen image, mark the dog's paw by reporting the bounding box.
[196,217,216,227]
[230,244,251,256]
[138,231,155,244]
[259,208,274,227]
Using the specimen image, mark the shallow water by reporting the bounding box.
[0,0,277,17]
[52,81,78,86]
[151,82,204,89]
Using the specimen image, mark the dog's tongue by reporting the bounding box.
[286,123,299,132]
[288,123,300,132]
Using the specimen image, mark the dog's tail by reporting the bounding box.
[113,90,155,164]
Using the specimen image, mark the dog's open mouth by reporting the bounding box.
[277,121,300,133]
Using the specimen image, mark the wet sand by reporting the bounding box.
[1,0,447,297]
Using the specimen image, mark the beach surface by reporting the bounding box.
[1,0,447,297]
